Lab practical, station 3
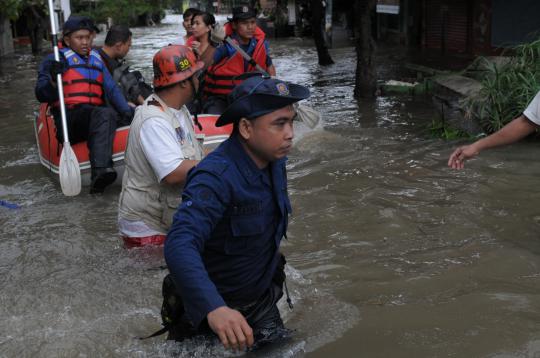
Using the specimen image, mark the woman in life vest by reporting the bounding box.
[187,12,216,59]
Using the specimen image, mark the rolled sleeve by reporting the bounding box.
[523,90,540,126]
[165,169,230,327]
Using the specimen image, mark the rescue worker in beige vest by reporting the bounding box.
[118,45,205,248]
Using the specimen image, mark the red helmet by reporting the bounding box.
[152,45,204,88]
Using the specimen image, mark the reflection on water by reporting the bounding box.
[2,13,540,358]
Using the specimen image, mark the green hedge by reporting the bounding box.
[464,38,540,133]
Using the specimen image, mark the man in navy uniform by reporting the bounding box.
[35,15,133,193]
[164,75,310,350]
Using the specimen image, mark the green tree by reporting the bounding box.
[0,0,46,20]
[72,0,169,26]
[0,0,23,20]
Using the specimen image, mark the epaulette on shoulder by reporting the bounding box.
[197,158,230,176]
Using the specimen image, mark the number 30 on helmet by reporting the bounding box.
[152,45,204,89]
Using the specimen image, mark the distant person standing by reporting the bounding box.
[97,25,152,107]
[176,8,202,45]
[24,4,47,55]
[201,6,276,114]
[448,89,540,169]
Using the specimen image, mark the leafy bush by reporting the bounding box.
[72,0,167,26]
[464,38,540,133]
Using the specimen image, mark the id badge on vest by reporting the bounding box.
[173,114,196,159]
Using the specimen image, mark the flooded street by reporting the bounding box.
[2,14,540,357]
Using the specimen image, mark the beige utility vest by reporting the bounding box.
[118,94,204,234]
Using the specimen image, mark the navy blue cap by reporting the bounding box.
[228,5,257,21]
[63,15,99,35]
[216,75,311,127]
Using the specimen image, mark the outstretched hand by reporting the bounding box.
[207,306,254,351]
[210,23,226,44]
[448,144,479,169]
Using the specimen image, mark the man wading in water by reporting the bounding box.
[163,75,310,350]
[118,45,204,248]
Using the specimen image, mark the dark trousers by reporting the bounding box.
[168,283,289,350]
[165,255,291,350]
[53,105,118,168]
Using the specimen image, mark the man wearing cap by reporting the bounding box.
[164,75,310,350]
[35,15,134,194]
[201,5,276,114]
[117,45,204,248]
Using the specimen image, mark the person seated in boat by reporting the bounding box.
[184,12,217,113]
[199,5,276,114]
[163,75,310,350]
[35,15,134,194]
[187,12,216,59]
[97,24,153,107]
[118,45,204,248]
[448,89,540,169]
[174,8,202,46]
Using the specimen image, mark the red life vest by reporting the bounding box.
[203,23,268,97]
[56,48,105,107]
[186,36,195,48]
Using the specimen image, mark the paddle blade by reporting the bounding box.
[295,103,321,129]
[59,144,81,196]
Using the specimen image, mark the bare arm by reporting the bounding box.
[162,160,198,185]
[448,115,537,169]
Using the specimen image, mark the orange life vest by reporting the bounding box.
[203,23,268,97]
[57,48,105,107]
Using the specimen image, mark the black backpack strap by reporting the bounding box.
[138,273,186,340]
[138,325,170,340]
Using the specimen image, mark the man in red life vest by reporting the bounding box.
[201,6,276,114]
[35,16,134,194]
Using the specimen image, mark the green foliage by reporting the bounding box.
[429,119,474,140]
[0,0,22,20]
[72,0,168,25]
[0,0,46,20]
[464,38,540,134]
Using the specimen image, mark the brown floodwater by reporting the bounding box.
[1,13,540,358]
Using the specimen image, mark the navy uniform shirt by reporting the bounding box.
[164,134,291,328]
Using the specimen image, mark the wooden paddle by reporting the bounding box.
[224,36,321,129]
[47,0,81,196]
